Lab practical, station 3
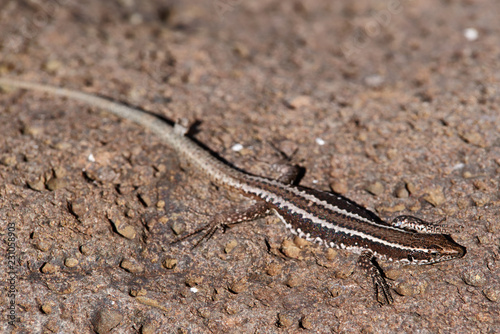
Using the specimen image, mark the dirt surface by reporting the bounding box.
[0,0,499,333]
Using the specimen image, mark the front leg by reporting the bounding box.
[172,201,271,248]
[357,251,394,304]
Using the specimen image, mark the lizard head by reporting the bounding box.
[408,234,466,264]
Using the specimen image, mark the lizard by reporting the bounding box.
[0,77,466,304]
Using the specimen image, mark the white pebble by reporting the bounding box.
[87,153,95,162]
[231,143,244,152]
[464,28,478,41]
[315,138,325,146]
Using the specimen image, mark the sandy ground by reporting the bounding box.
[0,0,499,333]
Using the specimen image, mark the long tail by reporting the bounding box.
[0,77,244,186]
[0,78,173,139]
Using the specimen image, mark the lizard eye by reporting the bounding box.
[429,244,444,255]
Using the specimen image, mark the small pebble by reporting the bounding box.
[423,186,446,207]
[53,167,66,178]
[285,95,311,109]
[109,213,136,240]
[171,221,185,235]
[64,257,79,268]
[80,244,92,255]
[394,281,414,296]
[117,184,134,195]
[27,177,45,192]
[224,240,238,253]
[406,182,416,195]
[462,171,473,178]
[395,184,409,198]
[285,274,302,288]
[326,248,338,261]
[315,137,325,146]
[53,141,72,151]
[138,193,152,207]
[300,314,313,329]
[472,180,489,191]
[69,198,88,218]
[357,132,368,142]
[141,322,158,334]
[156,200,165,209]
[408,201,421,212]
[383,268,403,280]
[232,41,250,58]
[483,287,499,302]
[463,27,479,41]
[277,313,293,328]
[293,235,310,248]
[0,154,17,166]
[146,217,158,230]
[231,143,244,152]
[365,181,384,196]
[94,308,123,334]
[41,263,57,274]
[280,239,301,259]
[117,225,136,240]
[43,59,62,73]
[462,270,487,287]
[45,177,67,191]
[130,288,147,297]
[330,180,348,194]
[228,279,247,294]
[120,259,144,273]
[162,257,177,269]
[34,238,51,252]
[459,131,486,147]
[41,303,52,314]
[22,124,43,136]
[277,140,298,158]
[125,208,136,218]
[394,278,427,297]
